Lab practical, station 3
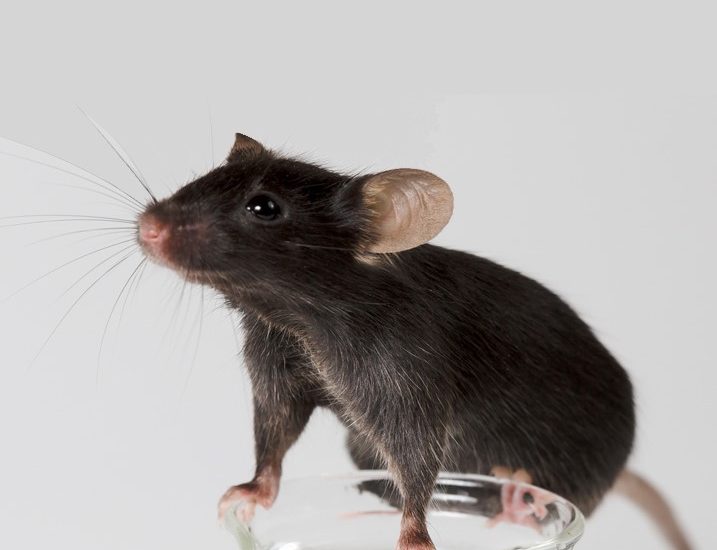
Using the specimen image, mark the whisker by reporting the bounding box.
[29,226,135,246]
[181,285,205,399]
[58,242,139,300]
[207,101,215,168]
[96,257,147,384]
[112,257,150,363]
[0,213,136,222]
[0,217,137,229]
[0,144,146,210]
[35,180,142,214]
[173,283,197,368]
[282,241,356,252]
[158,276,188,366]
[3,238,137,302]
[118,258,148,327]
[30,248,139,367]
[79,108,158,204]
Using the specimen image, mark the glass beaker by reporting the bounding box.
[224,471,584,550]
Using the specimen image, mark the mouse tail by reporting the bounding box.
[613,469,693,550]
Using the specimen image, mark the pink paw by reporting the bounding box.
[488,467,553,531]
[217,480,276,524]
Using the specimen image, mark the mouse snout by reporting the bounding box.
[138,213,172,263]
[138,209,211,272]
[138,214,169,246]
[139,215,168,242]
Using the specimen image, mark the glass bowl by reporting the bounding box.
[223,471,584,550]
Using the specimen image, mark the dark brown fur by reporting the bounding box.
[140,139,635,547]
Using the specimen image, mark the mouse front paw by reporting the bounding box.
[217,479,277,523]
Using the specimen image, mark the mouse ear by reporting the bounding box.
[362,169,453,253]
[228,133,265,160]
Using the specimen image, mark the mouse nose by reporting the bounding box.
[138,213,170,254]
[138,208,209,270]
[139,215,167,242]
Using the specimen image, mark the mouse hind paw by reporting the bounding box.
[487,466,553,530]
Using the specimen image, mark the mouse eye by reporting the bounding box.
[245,194,282,221]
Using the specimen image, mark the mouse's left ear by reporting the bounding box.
[227,133,265,160]
[362,169,453,253]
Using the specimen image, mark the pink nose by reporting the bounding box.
[138,214,169,249]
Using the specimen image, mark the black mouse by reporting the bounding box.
[136,133,691,550]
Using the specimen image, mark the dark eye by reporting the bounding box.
[245,195,281,221]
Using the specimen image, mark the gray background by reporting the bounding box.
[0,1,715,548]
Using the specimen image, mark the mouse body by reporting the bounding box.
[136,134,685,550]
[234,242,635,517]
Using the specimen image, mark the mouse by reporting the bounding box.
[136,133,692,550]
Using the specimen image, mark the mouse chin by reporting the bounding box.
[138,243,212,285]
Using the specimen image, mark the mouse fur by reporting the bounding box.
[139,135,636,548]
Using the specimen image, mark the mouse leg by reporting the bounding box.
[391,429,447,550]
[350,407,447,550]
[218,315,316,523]
[217,395,314,522]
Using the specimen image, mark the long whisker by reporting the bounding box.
[58,242,139,300]
[181,285,205,398]
[0,214,136,222]
[118,258,148,327]
[78,108,158,204]
[110,257,150,367]
[0,217,137,229]
[0,144,146,210]
[35,180,142,214]
[159,276,188,365]
[173,282,197,368]
[3,238,137,302]
[96,257,147,384]
[113,258,151,365]
[29,226,135,246]
[30,248,139,367]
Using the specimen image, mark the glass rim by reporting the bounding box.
[278,470,586,550]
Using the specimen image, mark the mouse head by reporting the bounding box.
[137,134,453,293]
